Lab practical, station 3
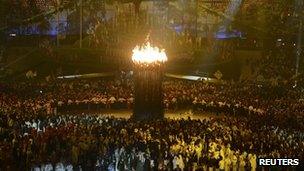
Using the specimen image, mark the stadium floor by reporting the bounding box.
[68,109,219,120]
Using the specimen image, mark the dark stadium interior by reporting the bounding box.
[0,0,304,170]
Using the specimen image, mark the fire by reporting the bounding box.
[132,42,167,64]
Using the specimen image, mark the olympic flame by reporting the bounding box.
[132,42,167,64]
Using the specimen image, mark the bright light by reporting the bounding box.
[132,42,167,64]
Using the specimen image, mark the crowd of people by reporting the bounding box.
[1,113,303,170]
[0,77,304,170]
[246,48,297,83]
[6,77,302,128]
[1,77,304,130]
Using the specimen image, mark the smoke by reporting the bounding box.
[221,0,243,31]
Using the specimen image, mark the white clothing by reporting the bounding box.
[55,163,65,171]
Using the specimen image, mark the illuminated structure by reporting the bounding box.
[131,42,167,120]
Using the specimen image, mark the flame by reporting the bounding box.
[132,42,167,64]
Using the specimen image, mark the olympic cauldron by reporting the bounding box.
[131,42,167,120]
